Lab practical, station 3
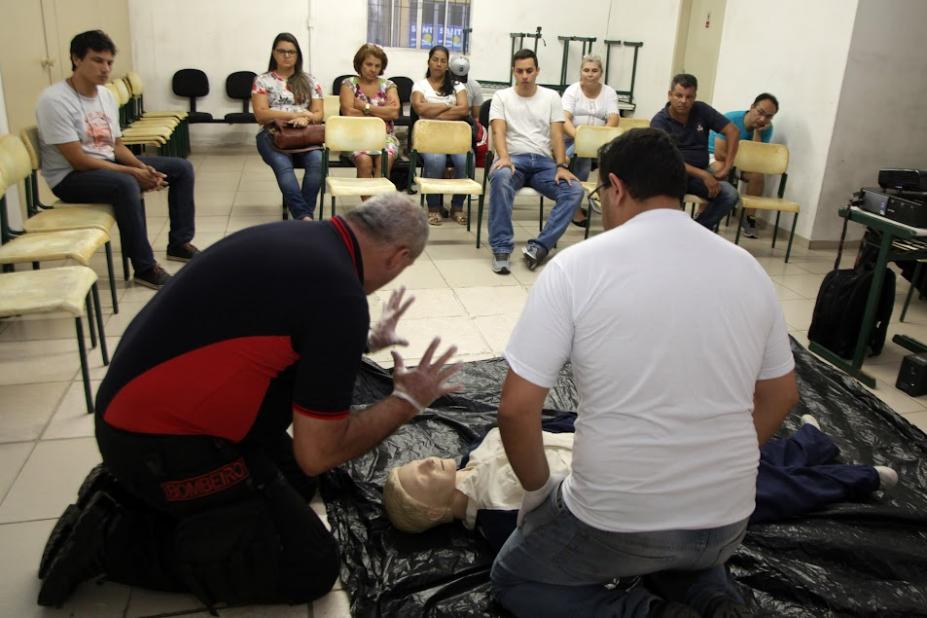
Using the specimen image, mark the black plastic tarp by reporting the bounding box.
[320,339,927,617]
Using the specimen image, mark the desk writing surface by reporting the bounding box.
[844,206,927,237]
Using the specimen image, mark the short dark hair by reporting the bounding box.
[70,30,116,71]
[598,128,686,202]
[752,92,779,110]
[353,43,388,75]
[512,48,538,68]
[670,73,698,91]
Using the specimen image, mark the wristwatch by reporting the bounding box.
[363,102,371,116]
[557,163,570,170]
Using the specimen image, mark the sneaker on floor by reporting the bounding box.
[491,253,511,275]
[522,243,549,271]
[800,414,821,430]
[875,465,898,490]
[37,491,115,607]
[741,216,758,239]
[133,264,172,290]
[166,242,200,262]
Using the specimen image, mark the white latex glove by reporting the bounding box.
[368,287,414,353]
[517,473,565,527]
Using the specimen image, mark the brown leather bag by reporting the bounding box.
[267,119,325,152]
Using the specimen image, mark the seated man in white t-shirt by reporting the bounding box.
[487,49,584,274]
[490,128,799,618]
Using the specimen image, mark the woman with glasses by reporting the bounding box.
[411,45,471,226]
[252,32,325,220]
[340,44,400,191]
[561,54,620,226]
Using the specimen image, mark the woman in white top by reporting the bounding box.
[411,45,471,226]
[562,55,620,225]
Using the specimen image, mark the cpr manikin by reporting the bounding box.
[383,418,898,537]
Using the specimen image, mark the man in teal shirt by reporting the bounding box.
[710,93,779,238]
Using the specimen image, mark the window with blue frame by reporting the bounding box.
[367,0,471,51]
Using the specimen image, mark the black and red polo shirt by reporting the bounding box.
[96,218,369,443]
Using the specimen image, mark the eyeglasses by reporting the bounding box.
[275,48,298,56]
[587,181,610,213]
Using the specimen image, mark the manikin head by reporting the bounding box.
[383,457,458,532]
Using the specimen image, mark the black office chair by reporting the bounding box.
[224,71,257,123]
[388,76,414,127]
[171,69,214,123]
[479,98,490,128]
[332,74,354,96]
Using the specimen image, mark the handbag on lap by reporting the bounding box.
[266,119,325,152]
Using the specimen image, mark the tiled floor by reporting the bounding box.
[2,146,926,617]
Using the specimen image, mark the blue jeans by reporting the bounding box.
[565,141,592,182]
[491,483,748,617]
[488,154,584,255]
[686,175,741,230]
[256,129,323,219]
[52,155,196,273]
[421,152,467,210]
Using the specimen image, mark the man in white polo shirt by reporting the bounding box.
[490,128,798,617]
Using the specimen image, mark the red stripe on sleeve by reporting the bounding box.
[293,404,350,420]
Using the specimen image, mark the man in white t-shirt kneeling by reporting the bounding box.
[487,49,584,274]
[490,128,799,617]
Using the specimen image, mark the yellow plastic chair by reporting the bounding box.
[0,266,108,413]
[124,72,189,156]
[408,119,483,232]
[572,125,625,238]
[619,117,650,130]
[18,128,123,308]
[106,82,172,154]
[732,141,799,262]
[0,137,112,317]
[319,116,396,219]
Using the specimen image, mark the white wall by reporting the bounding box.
[127,0,682,147]
[605,0,681,119]
[129,0,309,146]
[813,0,927,242]
[712,0,858,243]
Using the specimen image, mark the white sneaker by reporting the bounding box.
[874,465,898,490]
[800,414,821,430]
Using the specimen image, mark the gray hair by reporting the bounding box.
[580,54,603,72]
[344,192,429,258]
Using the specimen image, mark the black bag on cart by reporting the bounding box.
[808,266,895,359]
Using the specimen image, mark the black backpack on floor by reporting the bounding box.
[808,266,895,359]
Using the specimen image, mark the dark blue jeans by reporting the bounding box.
[686,174,740,230]
[488,154,584,255]
[256,129,322,220]
[52,156,196,274]
[491,483,747,617]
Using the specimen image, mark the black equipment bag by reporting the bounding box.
[808,266,895,359]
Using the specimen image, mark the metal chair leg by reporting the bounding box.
[784,213,798,263]
[104,241,119,314]
[91,282,110,365]
[85,295,98,349]
[74,316,93,414]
